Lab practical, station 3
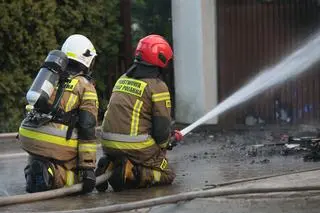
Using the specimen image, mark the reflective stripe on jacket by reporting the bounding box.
[20,76,98,166]
[101,74,172,151]
[101,137,156,150]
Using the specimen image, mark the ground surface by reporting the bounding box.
[1,126,320,212]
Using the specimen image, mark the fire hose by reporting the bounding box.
[0,171,112,206]
[1,167,320,209]
[47,184,320,213]
[0,124,319,209]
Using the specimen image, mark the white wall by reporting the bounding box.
[172,0,218,124]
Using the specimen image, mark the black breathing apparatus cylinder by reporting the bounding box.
[26,50,69,113]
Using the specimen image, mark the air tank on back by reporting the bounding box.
[26,50,69,112]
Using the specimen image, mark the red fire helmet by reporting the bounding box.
[135,34,173,68]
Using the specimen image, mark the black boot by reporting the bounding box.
[108,158,139,192]
[25,160,54,193]
[95,156,111,192]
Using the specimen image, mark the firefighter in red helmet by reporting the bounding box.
[95,34,183,191]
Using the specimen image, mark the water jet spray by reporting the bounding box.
[180,31,320,136]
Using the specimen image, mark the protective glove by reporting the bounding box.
[81,168,96,194]
[167,130,183,150]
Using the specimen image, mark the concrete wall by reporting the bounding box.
[172,0,218,124]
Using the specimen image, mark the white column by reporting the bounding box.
[172,0,218,124]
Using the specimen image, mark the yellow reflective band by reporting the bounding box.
[152,92,170,102]
[83,96,98,101]
[153,170,161,182]
[78,143,97,152]
[65,170,75,186]
[152,96,170,102]
[159,141,169,149]
[83,92,98,100]
[101,138,155,150]
[19,127,78,148]
[160,159,168,170]
[48,167,54,176]
[152,92,170,98]
[65,79,79,91]
[66,52,77,59]
[65,93,78,113]
[130,100,143,136]
[113,77,147,97]
[84,92,97,96]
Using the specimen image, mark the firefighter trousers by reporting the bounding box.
[24,155,78,192]
[103,147,176,189]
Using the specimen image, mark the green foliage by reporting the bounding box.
[131,0,174,116]
[54,0,122,109]
[131,0,172,47]
[0,0,58,132]
[0,0,122,132]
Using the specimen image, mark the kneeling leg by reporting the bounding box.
[24,159,54,193]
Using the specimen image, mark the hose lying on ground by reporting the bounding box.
[1,167,320,208]
[0,132,18,141]
[202,166,320,189]
[50,185,320,213]
[0,171,112,207]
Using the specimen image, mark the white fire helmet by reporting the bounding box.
[61,34,97,68]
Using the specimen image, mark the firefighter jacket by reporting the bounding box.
[101,64,172,161]
[19,75,98,170]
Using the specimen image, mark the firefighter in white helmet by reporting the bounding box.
[19,34,99,193]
